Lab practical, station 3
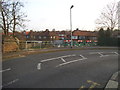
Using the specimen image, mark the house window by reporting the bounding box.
[93,37,97,40]
[26,35,29,38]
[43,36,46,39]
[60,37,64,40]
[72,36,78,39]
[33,36,36,39]
[79,36,85,40]
[59,34,64,36]
[39,36,41,39]
[31,36,33,38]
[53,36,55,39]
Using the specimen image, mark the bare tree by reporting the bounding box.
[0,0,10,35]
[96,2,118,30]
[0,0,27,36]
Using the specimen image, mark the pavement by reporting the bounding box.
[104,71,119,90]
[1,46,119,89]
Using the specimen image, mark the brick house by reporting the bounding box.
[49,31,59,40]
[64,30,98,46]
[72,30,97,41]
[58,31,71,40]
[22,29,71,41]
[22,30,51,41]
[16,29,98,46]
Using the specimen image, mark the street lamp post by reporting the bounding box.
[70,5,74,48]
[118,1,120,30]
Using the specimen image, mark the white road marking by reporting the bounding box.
[56,58,87,67]
[0,68,11,73]
[112,52,119,55]
[90,52,119,57]
[60,57,66,62]
[90,52,111,57]
[100,55,110,57]
[41,54,76,62]
[37,63,41,70]
[98,52,104,57]
[100,52,119,57]
[1,79,19,88]
[80,55,87,59]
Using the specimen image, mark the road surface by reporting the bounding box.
[1,49,118,89]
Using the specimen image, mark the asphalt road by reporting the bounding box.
[1,49,119,89]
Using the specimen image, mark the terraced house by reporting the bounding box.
[64,30,98,46]
[19,29,98,46]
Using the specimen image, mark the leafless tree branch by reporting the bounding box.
[95,1,118,30]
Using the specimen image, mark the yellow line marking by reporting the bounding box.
[78,80,101,90]
[78,85,86,90]
[87,80,100,90]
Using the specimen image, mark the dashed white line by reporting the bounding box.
[0,68,11,73]
[1,79,19,88]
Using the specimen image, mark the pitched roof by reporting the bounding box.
[73,30,97,36]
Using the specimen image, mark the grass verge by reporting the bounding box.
[2,47,118,61]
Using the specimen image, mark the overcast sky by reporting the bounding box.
[22,0,119,31]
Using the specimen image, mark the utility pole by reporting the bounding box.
[118,1,120,30]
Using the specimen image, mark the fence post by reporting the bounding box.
[40,42,41,49]
[26,41,27,50]
[34,42,35,47]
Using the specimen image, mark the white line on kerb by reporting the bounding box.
[0,68,11,73]
[1,79,19,88]
[41,54,76,62]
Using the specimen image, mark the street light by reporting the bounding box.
[70,5,74,48]
[118,1,120,30]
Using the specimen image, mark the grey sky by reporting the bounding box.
[23,0,119,31]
